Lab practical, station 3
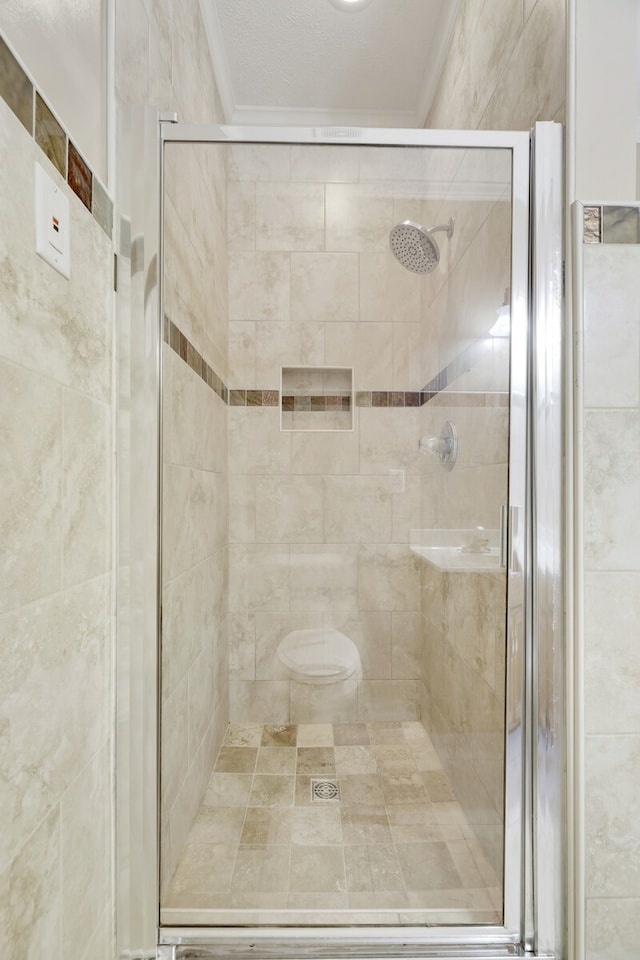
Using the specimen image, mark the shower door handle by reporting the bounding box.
[500,504,509,569]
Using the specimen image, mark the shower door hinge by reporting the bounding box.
[159,111,179,124]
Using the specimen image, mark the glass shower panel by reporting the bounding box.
[159,140,513,929]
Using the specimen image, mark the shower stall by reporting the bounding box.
[116,116,564,958]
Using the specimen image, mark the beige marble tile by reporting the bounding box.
[249,775,295,808]
[229,680,290,724]
[585,897,640,960]
[391,611,422,679]
[162,565,203,695]
[290,807,343,846]
[358,408,421,476]
[0,808,61,960]
[79,900,114,960]
[289,429,360,476]
[332,611,391,680]
[340,773,385,807]
[187,806,246,845]
[162,465,222,580]
[229,476,256,543]
[481,0,565,131]
[335,745,377,777]
[324,321,393,389]
[289,845,346,893]
[256,182,325,252]
[165,843,238,907]
[227,180,256,251]
[0,576,110,868]
[325,183,393,252]
[231,845,291,894]
[256,747,297,776]
[381,769,428,805]
[291,144,359,182]
[255,321,325,388]
[324,476,392,544]
[255,476,323,543]
[60,744,111,960]
[228,144,291,182]
[161,677,189,813]
[296,747,335,776]
[359,146,425,182]
[290,678,358,723]
[291,252,359,324]
[358,545,421,612]
[168,351,226,473]
[341,805,392,844]
[61,390,110,588]
[289,544,358,614]
[229,324,257,396]
[228,544,290,614]
[344,843,404,893]
[396,841,461,891]
[585,734,640,897]
[222,723,263,747]
[229,407,292,475]
[228,252,290,322]
[360,252,421,324]
[584,411,640,571]
[585,572,640,734]
[0,359,62,613]
[296,723,334,747]
[215,747,258,774]
[204,772,253,807]
[261,723,298,747]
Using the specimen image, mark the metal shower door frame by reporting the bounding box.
[143,120,564,959]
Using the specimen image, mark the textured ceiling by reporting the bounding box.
[200,0,461,127]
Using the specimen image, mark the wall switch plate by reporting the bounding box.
[35,162,70,278]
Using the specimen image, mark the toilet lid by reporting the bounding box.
[278,628,360,681]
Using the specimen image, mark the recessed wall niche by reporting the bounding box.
[280,366,353,431]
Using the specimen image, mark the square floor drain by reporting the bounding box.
[311,778,341,802]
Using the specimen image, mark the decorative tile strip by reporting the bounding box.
[281,395,351,411]
[429,390,509,408]
[0,33,113,238]
[584,204,640,244]
[583,206,602,243]
[165,317,229,404]
[602,205,640,244]
[0,36,32,133]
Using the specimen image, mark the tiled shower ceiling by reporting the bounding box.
[199,0,462,127]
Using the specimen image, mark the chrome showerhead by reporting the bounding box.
[389,217,455,274]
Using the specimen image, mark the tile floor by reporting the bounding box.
[162,721,502,926]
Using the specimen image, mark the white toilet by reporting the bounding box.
[277,628,362,684]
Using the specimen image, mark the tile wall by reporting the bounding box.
[160,141,230,898]
[0,45,114,960]
[113,0,230,912]
[226,143,430,724]
[580,208,640,956]
[426,0,566,130]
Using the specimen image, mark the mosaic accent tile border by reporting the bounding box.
[584,205,640,244]
[164,316,229,404]
[0,34,113,238]
[282,394,351,411]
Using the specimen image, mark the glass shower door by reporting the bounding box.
[156,125,532,946]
